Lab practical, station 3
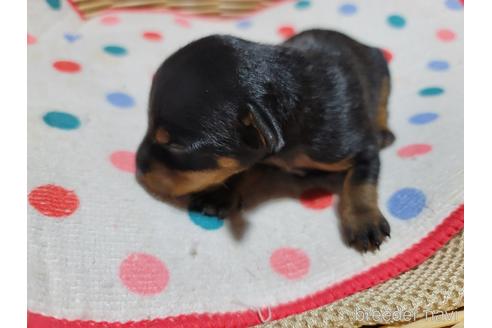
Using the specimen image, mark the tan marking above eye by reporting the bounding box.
[217,157,240,169]
[155,128,170,144]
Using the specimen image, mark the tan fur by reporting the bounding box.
[140,162,243,197]
[376,77,390,131]
[264,153,352,173]
[340,170,380,223]
[217,157,240,169]
[155,128,170,144]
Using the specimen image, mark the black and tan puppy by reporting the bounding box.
[136,30,395,252]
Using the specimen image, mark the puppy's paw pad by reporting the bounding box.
[343,213,391,252]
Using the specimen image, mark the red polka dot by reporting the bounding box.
[27,34,37,45]
[382,48,393,63]
[143,31,163,41]
[397,144,432,158]
[119,253,169,295]
[100,16,120,26]
[174,17,191,28]
[270,247,310,280]
[300,188,334,210]
[28,184,79,218]
[110,151,136,173]
[53,60,81,73]
[436,29,456,42]
[278,25,296,39]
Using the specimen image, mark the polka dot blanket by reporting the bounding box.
[27,0,464,327]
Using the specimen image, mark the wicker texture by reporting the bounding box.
[260,231,464,328]
[70,0,282,18]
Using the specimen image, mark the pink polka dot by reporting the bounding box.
[436,29,456,42]
[53,60,81,73]
[278,25,296,39]
[397,144,432,158]
[300,188,334,210]
[270,247,310,280]
[143,31,163,41]
[119,253,169,295]
[100,16,120,26]
[110,151,136,173]
[174,17,191,28]
[382,48,393,63]
[28,184,79,218]
[27,34,37,45]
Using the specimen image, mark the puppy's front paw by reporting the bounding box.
[342,210,391,252]
[189,189,241,219]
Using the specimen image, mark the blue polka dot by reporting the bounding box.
[103,45,128,56]
[387,188,426,220]
[409,112,439,125]
[64,33,81,43]
[445,0,463,10]
[419,87,445,97]
[427,60,450,71]
[295,0,311,10]
[339,3,357,15]
[387,14,406,28]
[106,92,135,108]
[188,211,224,230]
[236,20,252,29]
[43,111,81,130]
[46,0,61,10]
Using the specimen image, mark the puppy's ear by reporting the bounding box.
[239,103,285,153]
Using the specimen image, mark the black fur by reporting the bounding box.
[136,29,394,251]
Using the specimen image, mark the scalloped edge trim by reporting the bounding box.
[28,204,464,328]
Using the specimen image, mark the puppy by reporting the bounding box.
[136,30,394,252]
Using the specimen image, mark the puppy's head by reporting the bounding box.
[136,35,286,198]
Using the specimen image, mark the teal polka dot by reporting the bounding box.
[43,111,80,130]
[46,0,61,10]
[387,14,406,29]
[295,0,311,9]
[103,45,128,56]
[419,87,445,97]
[188,211,224,230]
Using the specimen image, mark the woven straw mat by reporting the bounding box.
[258,231,464,327]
